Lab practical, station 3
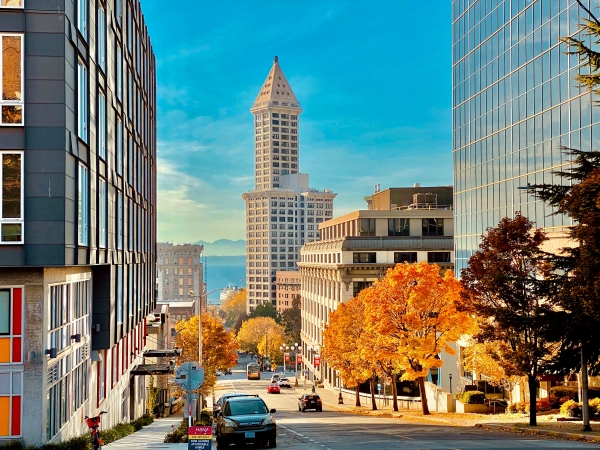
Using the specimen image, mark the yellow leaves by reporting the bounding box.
[174,312,239,396]
[221,289,247,327]
[236,316,285,354]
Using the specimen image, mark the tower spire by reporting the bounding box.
[251,57,300,111]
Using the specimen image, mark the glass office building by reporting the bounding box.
[452,0,600,272]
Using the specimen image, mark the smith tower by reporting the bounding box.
[243,57,337,312]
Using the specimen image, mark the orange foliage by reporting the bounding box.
[174,312,239,396]
[363,262,475,414]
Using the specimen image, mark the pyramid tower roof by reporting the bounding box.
[252,56,300,112]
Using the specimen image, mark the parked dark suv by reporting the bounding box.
[216,396,277,448]
[298,393,322,412]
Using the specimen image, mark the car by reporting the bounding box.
[225,368,232,375]
[270,374,281,383]
[278,377,291,388]
[267,383,280,394]
[215,395,277,449]
[298,394,322,412]
[216,370,224,376]
[213,392,251,418]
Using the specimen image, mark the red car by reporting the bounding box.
[267,383,280,394]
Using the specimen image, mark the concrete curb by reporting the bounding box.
[476,423,600,444]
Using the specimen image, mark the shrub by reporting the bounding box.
[550,386,600,401]
[0,442,25,450]
[460,390,486,404]
[507,403,518,413]
[589,398,600,416]
[560,399,582,418]
[536,400,551,412]
[517,402,530,413]
[164,419,189,443]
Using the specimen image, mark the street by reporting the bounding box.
[211,356,600,450]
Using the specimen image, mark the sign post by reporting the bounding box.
[188,425,212,450]
[176,362,204,426]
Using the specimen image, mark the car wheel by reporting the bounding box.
[318,407,322,412]
[216,437,227,449]
[268,435,277,448]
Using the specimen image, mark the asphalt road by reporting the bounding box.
[211,356,600,449]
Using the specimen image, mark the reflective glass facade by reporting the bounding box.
[452,0,600,272]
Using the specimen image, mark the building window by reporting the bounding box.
[115,0,123,25]
[428,252,451,263]
[99,178,107,248]
[116,117,123,174]
[77,0,88,39]
[388,218,409,236]
[353,252,376,263]
[116,265,123,323]
[78,164,89,246]
[359,218,376,236]
[1,34,23,125]
[77,60,88,142]
[115,47,123,104]
[0,152,23,244]
[117,191,123,249]
[98,91,106,159]
[97,5,106,72]
[422,218,444,236]
[353,281,372,297]
[394,252,417,263]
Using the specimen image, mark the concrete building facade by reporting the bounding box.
[0,0,156,445]
[242,57,336,313]
[298,188,455,391]
[156,243,204,304]
[275,270,300,313]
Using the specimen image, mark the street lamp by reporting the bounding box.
[188,288,226,416]
[337,370,343,404]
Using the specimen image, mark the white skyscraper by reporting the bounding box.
[242,57,337,312]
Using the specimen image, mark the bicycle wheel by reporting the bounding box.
[92,434,100,450]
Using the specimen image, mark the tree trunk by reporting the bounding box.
[581,345,592,431]
[417,376,430,415]
[392,373,398,412]
[370,376,377,410]
[527,373,537,427]
[355,384,361,407]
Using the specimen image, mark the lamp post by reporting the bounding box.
[188,287,226,417]
[337,370,343,404]
[449,373,453,395]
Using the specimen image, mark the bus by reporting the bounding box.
[247,362,261,380]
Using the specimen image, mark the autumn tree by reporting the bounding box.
[280,295,301,345]
[174,312,239,397]
[461,213,559,426]
[322,293,371,407]
[250,301,279,321]
[221,289,247,328]
[257,332,284,365]
[237,316,285,355]
[365,262,474,415]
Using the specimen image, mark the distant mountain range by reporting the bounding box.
[193,239,245,256]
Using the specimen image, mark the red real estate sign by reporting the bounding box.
[314,355,320,366]
[297,354,302,363]
[284,353,290,362]
[188,426,212,450]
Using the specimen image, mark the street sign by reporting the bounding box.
[297,354,302,363]
[175,364,189,391]
[377,383,381,391]
[188,425,212,450]
[314,355,320,367]
[189,362,204,390]
[176,362,204,391]
[284,353,290,362]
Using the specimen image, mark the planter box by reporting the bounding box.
[456,401,489,414]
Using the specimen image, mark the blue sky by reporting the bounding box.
[141,1,453,243]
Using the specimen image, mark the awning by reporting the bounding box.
[130,364,174,375]
[143,349,181,358]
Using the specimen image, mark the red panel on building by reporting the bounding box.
[11,396,20,436]
[12,288,21,335]
[12,338,21,363]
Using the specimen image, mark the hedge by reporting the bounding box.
[550,385,600,401]
[460,390,486,404]
[0,415,153,450]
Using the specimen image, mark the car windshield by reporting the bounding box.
[227,400,268,416]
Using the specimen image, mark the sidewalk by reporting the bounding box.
[103,411,189,449]
[290,376,600,444]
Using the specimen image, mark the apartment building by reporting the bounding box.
[0,0,157,445]
[275,270,300,313]
[242,57,337,313]
[298,188,455,391]
[156,243,204,304]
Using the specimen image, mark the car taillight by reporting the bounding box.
[303,399,307,402]
[317,399,322,403]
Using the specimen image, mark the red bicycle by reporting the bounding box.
[85,411,107,450]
